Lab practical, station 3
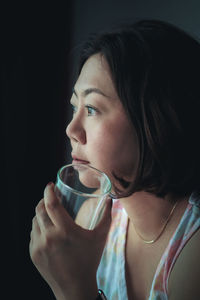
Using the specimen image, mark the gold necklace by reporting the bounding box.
[134,201,178,244]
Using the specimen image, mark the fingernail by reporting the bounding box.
[47,182,53,187]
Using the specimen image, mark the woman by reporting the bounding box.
[30,20,200,299]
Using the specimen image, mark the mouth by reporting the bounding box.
[72,155,89,165]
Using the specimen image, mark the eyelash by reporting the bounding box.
[71,104,98,116]
[85,105,98,116]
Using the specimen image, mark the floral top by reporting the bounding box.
[97,191,200,299]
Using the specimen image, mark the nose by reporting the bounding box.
[66,114,86,145]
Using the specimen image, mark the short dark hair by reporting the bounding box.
[78,19,200,199]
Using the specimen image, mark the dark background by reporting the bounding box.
[2,1,200,299]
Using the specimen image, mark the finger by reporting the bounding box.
[36,198,54,232]
[44,182,73,229]
[30,215,40,245]
[31,216,41,235]
[29,217,39,260]
[94,197,113,236]
[32,215,40,234]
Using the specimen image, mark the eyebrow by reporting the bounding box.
[72,87,109,99]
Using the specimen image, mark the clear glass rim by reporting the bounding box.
[56,163,112,198]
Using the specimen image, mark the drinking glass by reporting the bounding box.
[54,163,112,229]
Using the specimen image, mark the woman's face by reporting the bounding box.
[66,54,139,190]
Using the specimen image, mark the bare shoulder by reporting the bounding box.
[75,198,99,229]
[168,228,200,299]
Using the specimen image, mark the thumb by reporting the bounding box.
[93,197,112,237]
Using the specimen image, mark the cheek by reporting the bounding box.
[87,121,138,172]
[87,135,110,167]
[88,123,119,157]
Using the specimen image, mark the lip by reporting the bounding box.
[71,154,89,164]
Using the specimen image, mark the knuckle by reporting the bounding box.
[30,236,53,263]
[36,201,49,221]
[46,197,58,211]
[43,232,55,248]
[35,199,44,214]
[61,228,69,240]
[30,248,43,265]
[32,216,36,224]
[29,241,42,263]
[56,225,69,241]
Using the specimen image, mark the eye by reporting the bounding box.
[86,105,98,116]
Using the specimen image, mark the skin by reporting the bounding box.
[30,53,200,300]
[168,229,200,299]
[30,183,112,300]
[67,54,139,190]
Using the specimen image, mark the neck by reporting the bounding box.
[120,191,188,243]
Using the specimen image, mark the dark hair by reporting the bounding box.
[77,19,200,199]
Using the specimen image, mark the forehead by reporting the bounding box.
[75,54,118,98]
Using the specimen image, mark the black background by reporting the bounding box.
[2,2,73,299]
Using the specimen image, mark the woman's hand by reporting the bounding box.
[29,182,112,300]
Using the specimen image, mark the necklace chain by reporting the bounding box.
[134,201,178,244]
